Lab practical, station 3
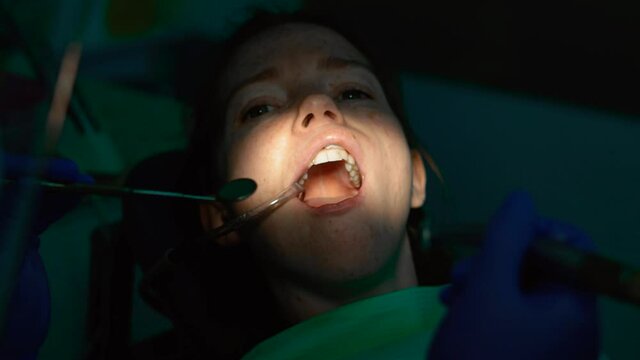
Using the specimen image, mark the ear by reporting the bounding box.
[410,150,427,208]
[199,202,242,247]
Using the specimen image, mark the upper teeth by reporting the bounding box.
[298,144,362,188]
[311,144,350,165]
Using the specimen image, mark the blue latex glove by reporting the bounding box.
[0,153,93,359]
[2,154,94,234]
[428,191,600,360]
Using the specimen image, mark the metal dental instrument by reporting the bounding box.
[1,178,257,203]
[140,181,304,307]
[210,181,305,238]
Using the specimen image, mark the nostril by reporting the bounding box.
[302,113,314,127]
[324,110,336,120]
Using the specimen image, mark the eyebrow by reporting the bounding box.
[226,66,279,103]
[227,56,374,103]
[319,56,373,72]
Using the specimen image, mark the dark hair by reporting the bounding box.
[173,8,445,357]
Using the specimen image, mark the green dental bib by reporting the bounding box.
[243,286,446,359]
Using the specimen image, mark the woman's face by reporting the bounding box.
[216,23,425,289]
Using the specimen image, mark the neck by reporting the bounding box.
[265,235,418,325]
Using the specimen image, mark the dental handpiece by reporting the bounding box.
[210,182,305,238]
[429,229,640,307]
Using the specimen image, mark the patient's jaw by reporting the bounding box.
[212,23,426,321]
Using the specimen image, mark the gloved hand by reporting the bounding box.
[1,153,94,234]
[428,191,600,360]
[0,153,93,359]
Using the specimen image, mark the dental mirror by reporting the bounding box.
[217,178,257,202]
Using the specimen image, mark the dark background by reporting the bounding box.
[303,0,640,117]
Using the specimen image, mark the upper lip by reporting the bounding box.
[292,127,365,187]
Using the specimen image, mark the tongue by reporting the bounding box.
[302,161,358,207]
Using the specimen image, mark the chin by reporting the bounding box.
[255,213,404,282]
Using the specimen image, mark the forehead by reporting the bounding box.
[221,23,370,95]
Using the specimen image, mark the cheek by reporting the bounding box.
[366,116,414,216]
[224,121,294,213]
[227,137,269,180]
[226,123,281,178]
[367,115,412,174]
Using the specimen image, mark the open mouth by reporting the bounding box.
[297,144,362,208]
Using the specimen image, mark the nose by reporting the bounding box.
[295,94,345,131]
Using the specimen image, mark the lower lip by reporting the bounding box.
[297,186,364,216]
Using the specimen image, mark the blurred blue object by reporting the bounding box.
[428,191,600,360]
[2,154,94,233]
[0,153,93,359]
